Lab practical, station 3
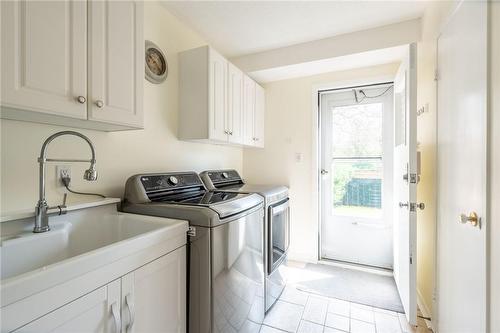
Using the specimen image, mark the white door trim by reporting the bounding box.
[311,74,397,262]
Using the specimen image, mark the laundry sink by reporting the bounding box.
[1,214,169,280]
[0,204,188,307]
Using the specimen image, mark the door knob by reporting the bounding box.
[460,212,479,227]
[321,169,329,175]
[95,100,104,108]
[76,96,86,104]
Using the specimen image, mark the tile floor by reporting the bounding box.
[261,285,431,333]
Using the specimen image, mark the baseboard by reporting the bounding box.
[417,288,433,331]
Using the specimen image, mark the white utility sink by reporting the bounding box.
[1,214,169,280]
[0,202,188,307]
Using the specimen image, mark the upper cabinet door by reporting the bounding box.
[243,75,256,146]
[88,0,143,128]
[208,48,228,142]
[254,84,265,148]
[0,1,87,119]
[227,63,244,144]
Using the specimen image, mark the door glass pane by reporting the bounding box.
[332,158,382,218]
[331,103,383,218]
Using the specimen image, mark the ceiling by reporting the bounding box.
[162,1,428,58]
[249,45,406,82]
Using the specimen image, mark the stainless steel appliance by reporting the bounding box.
[199,170,289,312]
[122,172,265,333]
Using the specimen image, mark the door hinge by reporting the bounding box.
[434,69,439,81]
[187,226,196,237]
[403,173,418,184]
[410,256,413,264]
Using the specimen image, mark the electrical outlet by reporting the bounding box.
[56,165,71,188]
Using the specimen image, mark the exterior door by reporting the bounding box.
[319,84,394,269]
[436,2,487,332]
[393,43,417,325]
[0,0,87,119]
[88,0,143,128]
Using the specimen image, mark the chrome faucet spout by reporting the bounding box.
[34,131,98,233]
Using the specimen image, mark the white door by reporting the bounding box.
[14,280,121,333]
[319,84,394,269]
[88,0,143,128]
[121,247,187,333]
[393,44,417,325]
[243,75,256,146]
[0,0,87,119]
[436,2,487,332]
[254,84,266,147]
[228,63,244,144]
[208,48,229,142]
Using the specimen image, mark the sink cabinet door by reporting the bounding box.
[121,246,187,333]
[13,280,121,333]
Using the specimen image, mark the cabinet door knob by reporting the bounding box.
[229,131,233,135]
[95,100,104,108]
[224,130,229,134]
[76,96,86,104]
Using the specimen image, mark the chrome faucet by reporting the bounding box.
[34,131,98,233]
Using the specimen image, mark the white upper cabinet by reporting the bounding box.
[88,1,143,128]
[179,45,265,147]
[228,63,244,144]
[0,0,143,131]
[254,83,265,147]
[208,48,229,142]
[243,75,256,146]
[0,1,87,119]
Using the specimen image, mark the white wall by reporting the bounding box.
[242,63,399,262]
[0,2,242,213]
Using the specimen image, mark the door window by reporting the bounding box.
[331,103,383,218]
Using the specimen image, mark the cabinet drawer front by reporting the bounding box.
[0,0,87,119]
[88,0,143,128]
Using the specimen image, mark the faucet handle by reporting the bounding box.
[62,193,67,207]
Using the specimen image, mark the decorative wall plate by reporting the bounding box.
[145,40,168,84]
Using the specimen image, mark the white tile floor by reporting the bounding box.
[260,285,431,333]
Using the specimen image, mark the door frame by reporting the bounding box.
[311,74,397,262]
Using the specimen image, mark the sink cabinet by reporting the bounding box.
[179,45,265,147]
[9,247,186,333]
[0,0,143,131]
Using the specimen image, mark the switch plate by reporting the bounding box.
[56,165,71,189]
